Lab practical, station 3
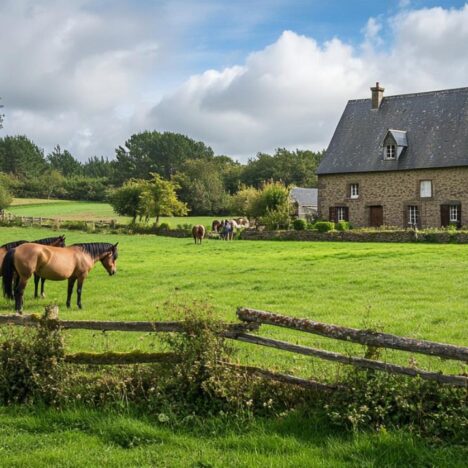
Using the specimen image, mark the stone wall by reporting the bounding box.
[239,229,468,243]
[318,167,468,228]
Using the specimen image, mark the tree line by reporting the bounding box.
[0,131,324,215]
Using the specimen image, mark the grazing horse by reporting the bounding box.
[31,236,66,298]
[2,242,118,313]
[212,220,222,232]
[192,225,205,244]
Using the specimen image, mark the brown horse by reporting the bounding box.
[192,225,205,244]
[2,242,118,313]
[31,236,66,298]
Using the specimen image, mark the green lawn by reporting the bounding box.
[1,407,465,468]
[0,225,466,465]
[9,198,215,227]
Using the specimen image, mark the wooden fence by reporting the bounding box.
[0,307,466,389]
[0,211,116,229]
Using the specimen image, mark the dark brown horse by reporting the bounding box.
[0,235,66,298]
[192,225,205,244]
[212,220,221,232]
[3,242,118,313]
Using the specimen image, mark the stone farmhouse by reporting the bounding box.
[317,84,468,228]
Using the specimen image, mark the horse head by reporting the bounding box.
[53,235,66,247]
[101,243,119,276]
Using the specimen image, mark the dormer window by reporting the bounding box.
[382,130,407,161]
[385,144,396,160]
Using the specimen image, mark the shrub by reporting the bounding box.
[0,312,65,405]
[0,184,12,211]
[249,181,290,220]
[158,222,171,231]
[292,219,307,231]
[325,370,467,443]
[261,206,290,230]
[335,221,351,231]
[315,221,335,232]
[176,223,193,231]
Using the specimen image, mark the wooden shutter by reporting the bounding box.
[440,205,450,227]
[457,205,462,228]
[329,207,336,222]
[343,207,349,222]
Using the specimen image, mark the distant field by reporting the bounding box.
[9,198,215,227]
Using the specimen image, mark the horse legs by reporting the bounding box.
[34,274,39,298]
[66,278,76,308]
[41,278,46,298]
[14,277,28,314]
[76,278,84,309]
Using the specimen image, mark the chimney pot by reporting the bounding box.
[371,82,385,109]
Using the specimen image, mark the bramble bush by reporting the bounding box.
[0,316,65,405]
[324,370,467,444]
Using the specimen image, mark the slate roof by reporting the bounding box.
[317,87,468,175]
[386,129,407,148]
[290,187,318,208]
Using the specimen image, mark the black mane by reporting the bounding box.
[73,242,118,260]
[0,240,28,250]
[33,236,65,246]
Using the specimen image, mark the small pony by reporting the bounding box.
[192,225,205,244]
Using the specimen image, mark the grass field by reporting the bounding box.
[0,225,466,465]
[9,198,216,227]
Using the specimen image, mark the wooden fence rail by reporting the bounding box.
[0,308,466,389]
[237,307,468,362]
[0,314,259,334]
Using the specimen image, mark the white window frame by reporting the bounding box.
[420,180,432,198]
[350,183,359,199]
[408,205,419,226]
[385,144,396,160]
[449,205,459,223]
[337,207,346,222]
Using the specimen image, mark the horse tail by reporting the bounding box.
[2,248,17,300]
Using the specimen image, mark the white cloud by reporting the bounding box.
[1,2,468,161]
[148,5,468,160]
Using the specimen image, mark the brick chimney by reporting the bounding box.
[371,82,385,109]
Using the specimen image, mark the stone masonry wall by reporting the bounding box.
[318,167,468,228]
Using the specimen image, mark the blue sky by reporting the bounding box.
[0,0,467,160]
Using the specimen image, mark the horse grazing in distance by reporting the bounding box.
[2,242,118,313]
[31,235,66,298]
[192,225,205,244]
[212,220,221,232]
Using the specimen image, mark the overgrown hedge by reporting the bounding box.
[0,309,466,444]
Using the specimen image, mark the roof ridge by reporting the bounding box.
[349,86,468,103]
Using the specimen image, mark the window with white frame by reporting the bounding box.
[408,205,419,226]
[385,144,396,159]
[350,183,359,199]
[337,207,346,222]
[449,205,459,223]
[420,180,432,198]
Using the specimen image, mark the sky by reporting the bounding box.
[0,0,467,162]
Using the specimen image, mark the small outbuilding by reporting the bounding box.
[290,187,318,220]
